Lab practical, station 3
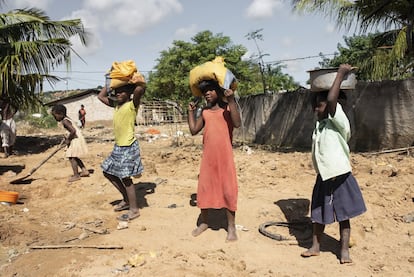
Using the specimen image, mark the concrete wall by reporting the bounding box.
[54,94,114,126]
[53,95,184,127]
[234,78,414,152]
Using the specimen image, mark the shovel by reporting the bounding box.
[10,140,66,184]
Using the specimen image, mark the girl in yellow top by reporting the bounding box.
[98,83,145,221]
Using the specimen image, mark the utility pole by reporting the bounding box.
[246,29,268,94]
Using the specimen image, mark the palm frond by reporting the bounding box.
[391,27,408,60]
[291,0,352,15]
[0,7,88,109]
[289,0,414,81]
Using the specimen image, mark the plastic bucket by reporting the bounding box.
[0,190,19,204]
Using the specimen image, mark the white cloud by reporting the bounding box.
[278,53,303,74]
[325,23,336,34]
[174,24,198,39]
[285,59,302,74]
[11,0,53,10]
[70,33,102,57]
[82,0,183,35]
[281,37,293,47]
[62,10,102,56]
[83,0,114,11]
[241,51,252,61]
[246,0,283,19]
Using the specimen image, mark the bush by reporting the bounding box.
[24,107,57,128]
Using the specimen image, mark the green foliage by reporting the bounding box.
[265,63,299,92]
[290,0,414,80]
[245,28,299,93]
[0,7,88,111]
[147,31,251,104]
[147,30,299,105]
[25,106,57,128]
[319,34,377,80]
[320,33,413,81]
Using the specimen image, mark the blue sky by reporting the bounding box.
[8,0,353,91]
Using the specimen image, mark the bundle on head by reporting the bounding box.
[189,56,237,97]
[107,60,146,90]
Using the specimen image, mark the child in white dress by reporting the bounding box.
[51,104,89,182]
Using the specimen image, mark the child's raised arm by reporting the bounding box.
[224,89,241,128]
[97,87,113,107]
[327,64,352,117]
[188,101,204,135]
[132,85,145,108]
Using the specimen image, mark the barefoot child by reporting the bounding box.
[188,79,241,242]
[51,104,89,182]
[98,72,145,221]
[301,64,366,263]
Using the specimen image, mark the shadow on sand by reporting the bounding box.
[189,193,229,232]
[109,181,157,209]
[272,198,341,259]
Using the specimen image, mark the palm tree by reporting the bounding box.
[289,0,414,80]
[0,4,88,110]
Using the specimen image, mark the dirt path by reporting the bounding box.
[0,122,413,276]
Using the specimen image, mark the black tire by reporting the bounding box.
[258,221,311,241]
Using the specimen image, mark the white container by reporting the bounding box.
[308,67,357,92]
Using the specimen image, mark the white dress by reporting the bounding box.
[64,117,88,158]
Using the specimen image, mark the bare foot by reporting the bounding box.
[226,226,238,242]
[68,175,81,183]
[80,170,90,177]
[301,248,320,257]
[340,258,353,264]
[192,223,208,237]
[340,250,352,264]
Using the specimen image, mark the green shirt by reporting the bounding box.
[312,103,352,181]
[113,101,137,146]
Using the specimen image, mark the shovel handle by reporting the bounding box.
[28,142,66,175]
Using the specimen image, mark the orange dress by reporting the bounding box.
[197,107,238,211]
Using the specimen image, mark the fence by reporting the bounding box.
[138,100,186,125]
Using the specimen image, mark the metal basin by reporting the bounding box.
[308,67,357,92]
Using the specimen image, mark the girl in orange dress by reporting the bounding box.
[188,79,241,241]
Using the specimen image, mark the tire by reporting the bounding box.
[258,221,312,241]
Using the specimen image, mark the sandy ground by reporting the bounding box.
[0,121,413,277]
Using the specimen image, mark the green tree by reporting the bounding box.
[265,63,298,92]
[148,30,299,104]
[0,5,88,110]
[319,34,378,80]
[289,0,414,80]
[246,29,299,93]
[147,30,257,103]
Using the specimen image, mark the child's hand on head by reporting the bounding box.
[338,64,352,75]
[224,89,234,98]
[188,102,197,111]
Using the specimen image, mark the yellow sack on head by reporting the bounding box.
[108,60,146,89]
[189,56,237,97]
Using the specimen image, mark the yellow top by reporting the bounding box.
[113,101,137,146]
